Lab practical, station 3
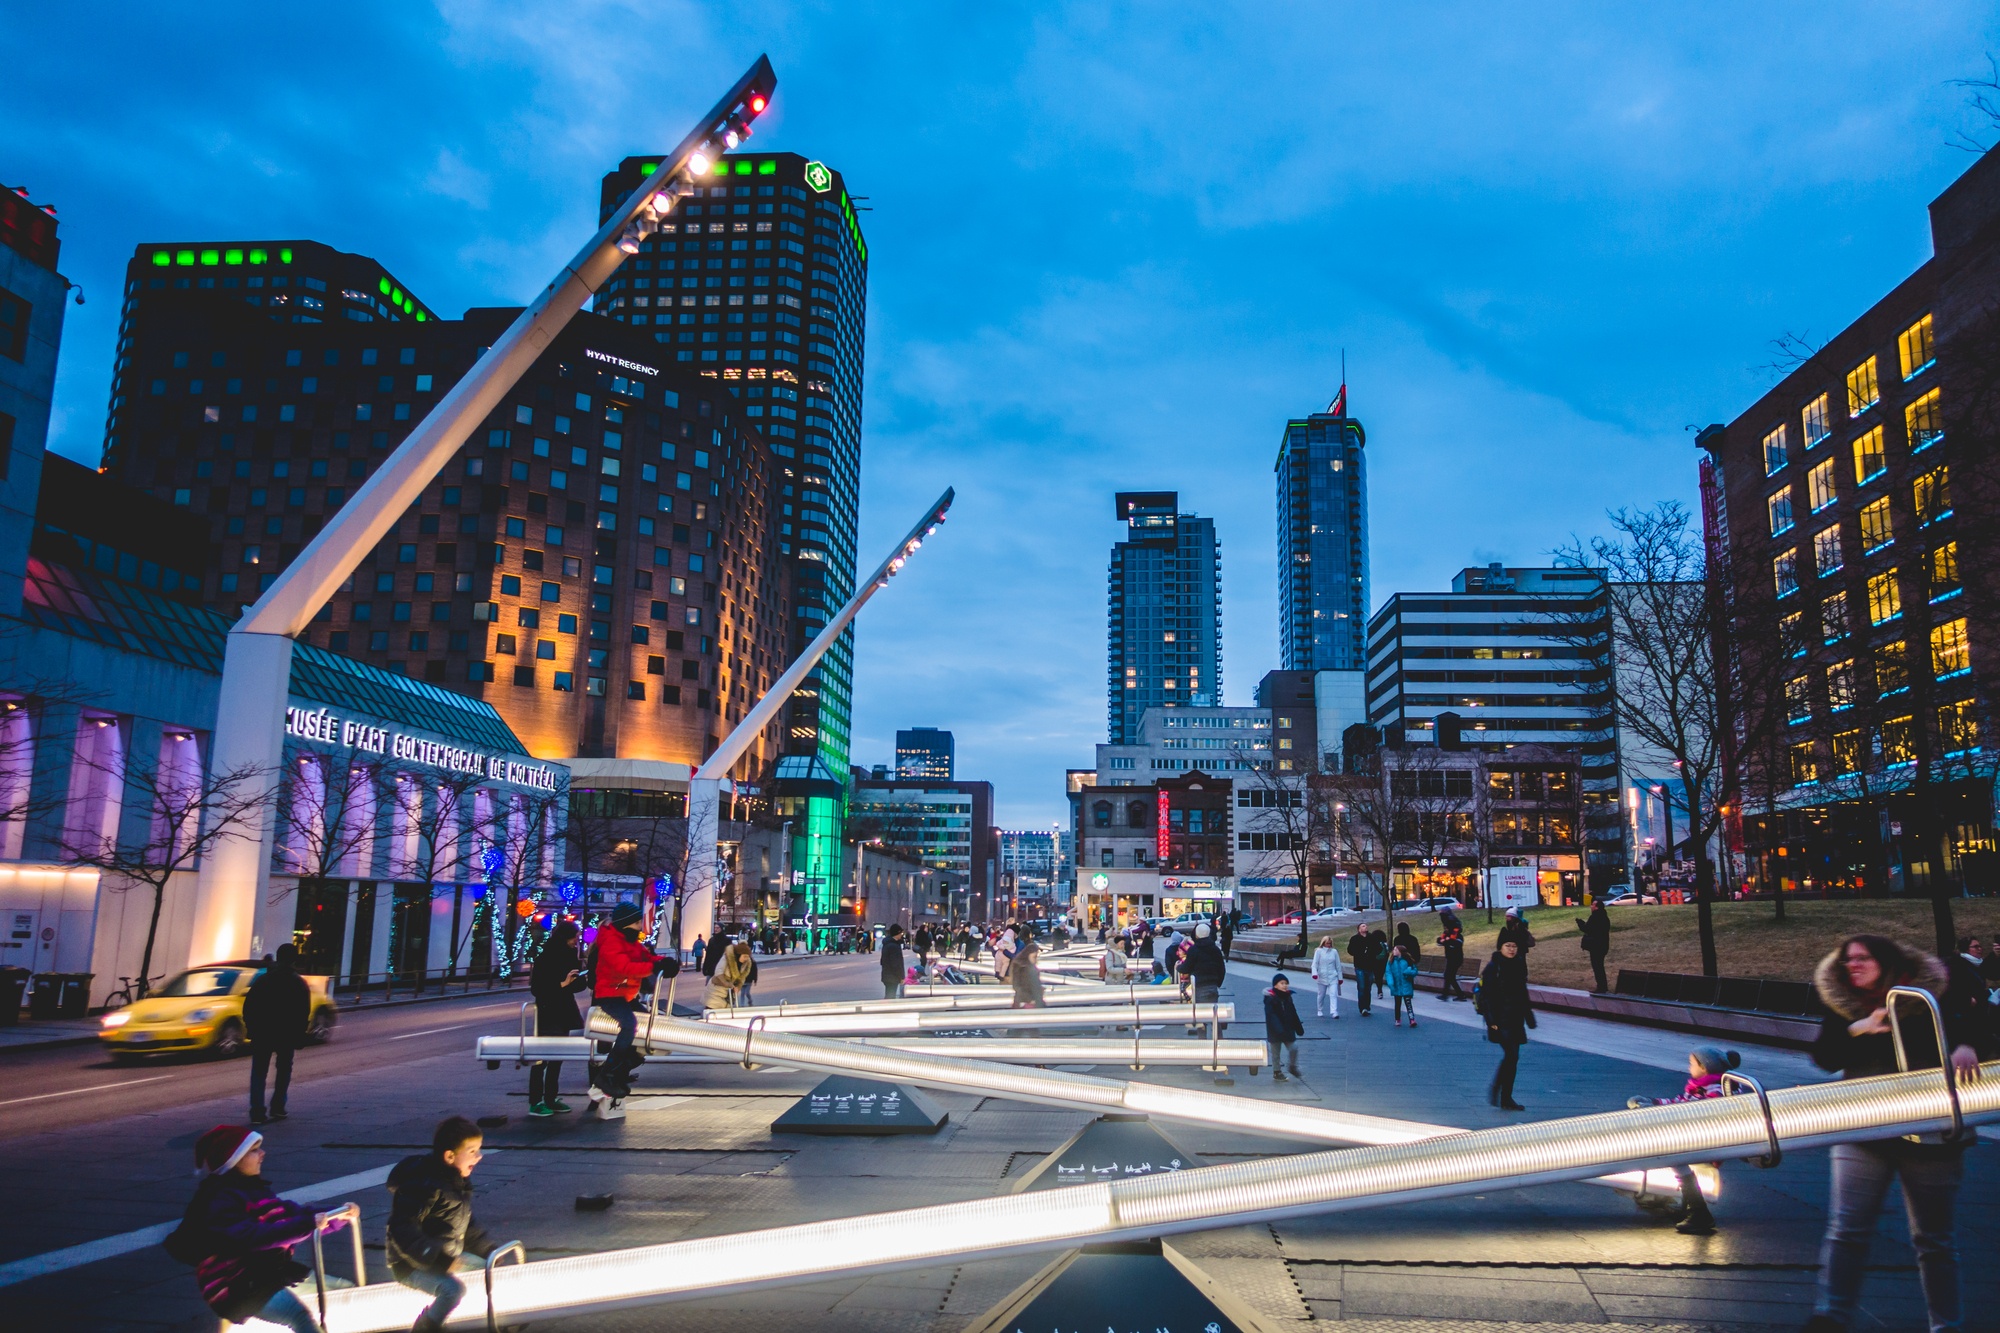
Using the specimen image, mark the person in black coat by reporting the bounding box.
[1578,901,1612,993]
[1804,935,1991,1333]
[880,924,907,999]
[388,1116,497,1333]
[1345,927,1375,1016]
[1437,910,1467,1000]
[528,920,588,1117]
[1263,973,1305,1080]
[1477,939,1535,1110]
[242,944,311,1124]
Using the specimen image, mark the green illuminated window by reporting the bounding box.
[150,251,170,267]
[175,250,194,266]
[249,249,267,264]
[279,248,293,263]
[639,162,657,176]
[415,311,427,322]
[758,160,775,175]
[391,286,404,305]
[734,160,751,174]
[712,161,729,177]
[200,249,219,266]
[224,248,243,265]
[378,277,391,296]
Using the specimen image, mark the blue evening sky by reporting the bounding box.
[9,4,1998,826]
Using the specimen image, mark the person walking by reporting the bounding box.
[1477,938,1535,1110]
[1803,934,1990,1333]
[1393,921,1422,969]
[1578,900,1612,993]
[1263,973,1305,1081]
[1369,928,1390,998]
[1346,926,1375,1016]
[165,1126,331,1333]
[704,940,753,1011]
[588,902,659,1101]
[528,920,586,1117]
[1625,1046,1739,1236]
[1218,912,1235,959]
[387,1116,498,1333]
[1309,935,1341,1018]
[1009,936,1047,1008]
[243,944,311,1124]
[1386,944,1419,1027]
[879,924,907,1000]
[914,925,933,968]
[1184,924,1228,1030]
[1437,910,1467,1001]
[689,933,706,974]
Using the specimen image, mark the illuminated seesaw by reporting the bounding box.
[476,1034,1271,1069]
[304,1051,1996,1331]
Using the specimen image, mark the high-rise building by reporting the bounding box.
[595,150,869,924]
[895,726,954,779]
[98,240,790,781]
[1108,491,1222,744]
[1276,402,1368,672]
[0,184,68,618]
[1364,563,1624,893]
[847,773,997,921]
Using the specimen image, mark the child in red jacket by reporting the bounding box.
[589,901,660,1099]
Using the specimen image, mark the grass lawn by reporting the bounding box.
[1391,900,2000,991]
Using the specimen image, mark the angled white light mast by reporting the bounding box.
[679,488,954,948]
[185,58,779,966]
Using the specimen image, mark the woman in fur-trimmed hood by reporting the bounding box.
[1803,934,1991,1333]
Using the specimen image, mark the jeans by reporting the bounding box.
[1314,981,1337,1017]
[1193,981,1223,1032]
[1442,952,1465,997]
[1587,949,1609,993]
[398,1267,468,1329]
[250,1044,293,1116]
[252,1287,320,1333]
[1268,1037,1300,1074]
[1352,969,1372,1012]
[529,1060,561,1103]
[597,997,639,1085]
[883,979,903,999]
[1491,1039,1521,1103]
[1393,993,1416,1021]
[1817,1141,1962,1332]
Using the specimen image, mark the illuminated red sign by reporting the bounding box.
[1157,789,1171,863]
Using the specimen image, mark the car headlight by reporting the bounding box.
[101,1012,131,1029]
[186,1008,213,1022]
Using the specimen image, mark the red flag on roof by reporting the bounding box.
[1329,384,1347,417]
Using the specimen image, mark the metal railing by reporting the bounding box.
[330,968,531,1008]
[310,1202,364,1327]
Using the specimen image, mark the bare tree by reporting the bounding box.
[66,738,271,998]
[482,783,566,974]
[1233,753,1336,955]
[1948,54,2000,153]
[1324,743,1463,948]
[388,769,487,977]
[274,743,386,969]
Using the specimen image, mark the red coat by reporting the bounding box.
[592,926,658,1002]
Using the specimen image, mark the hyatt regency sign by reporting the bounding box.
[284,707,561,792]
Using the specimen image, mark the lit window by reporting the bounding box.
[1790,740,1818,785]
[1813,525,1843,577]
[1938,699,1979,754]
[1786,675,1812,723]
[1821,592,1850,644]
[1898,313,1934,380]
[1905,387,1942,450]
[1802,394,1831,448]
[1808,457,1837,511]
[1782,610,1807,657]
[1762,424,1790,475]
[1767,488,1794,536]
[1846,356,1879,417]
[1875,642,1909,696]
[1773,548,1798,598]
[1851,426,1885,484]
[1882,714,1916,764]
[1826,658,1857,711]
[1832,729,1864,775]
[1914,466,1950,525]
[1866,569,1901,625]
[1931,541,1960,600]
[1931,617,1970,678]
[1859,496,1892,553]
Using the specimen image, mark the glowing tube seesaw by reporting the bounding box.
[678,1003,1235,1036]
[735,986,1210,1017]
[475,1035,1270,1068]
[309,1060,1998,1332]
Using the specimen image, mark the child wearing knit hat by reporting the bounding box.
[1623,1046,1743,1236]
[163,1126,338,1332]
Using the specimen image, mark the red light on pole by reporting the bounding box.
[749,94,767,114]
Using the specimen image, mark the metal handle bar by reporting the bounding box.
[485,1239,526,1333]
[311,1201,363,1327]
[1720,1071,1781,1168]
[741,1013,767,1070]
[1886,985,1964,1143]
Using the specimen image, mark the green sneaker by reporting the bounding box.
[528,1102,555,1118]
[549,1099,575,1114]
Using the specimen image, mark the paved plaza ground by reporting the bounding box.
[1,952,1995,1331]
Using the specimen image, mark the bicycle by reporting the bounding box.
[102,974,163,1010]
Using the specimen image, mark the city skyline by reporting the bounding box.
[8,5,2000,825]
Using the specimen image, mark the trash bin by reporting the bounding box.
[28,973,59,1020]
[54,973,93,1019]
[0,967,28,1026]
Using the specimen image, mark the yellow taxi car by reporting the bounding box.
[98,961,337,1059]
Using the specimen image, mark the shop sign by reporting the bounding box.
[283,706,561,791]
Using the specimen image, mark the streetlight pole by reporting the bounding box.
[182,58,778,967]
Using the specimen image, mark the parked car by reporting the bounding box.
[1601,886,1658,906]
[98,961,336,1060]
[1398,897,1462,913]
